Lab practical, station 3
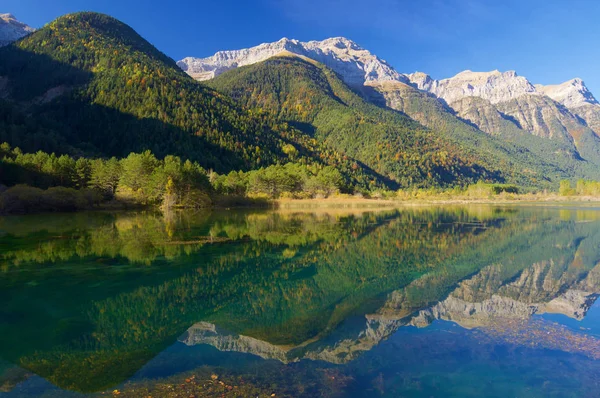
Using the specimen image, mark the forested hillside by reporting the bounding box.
[0,12,385,190]
[1,11,593,195]
[209,56,508,187]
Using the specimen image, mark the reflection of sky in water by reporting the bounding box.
[540,300,600,336]
[8,316,600,397]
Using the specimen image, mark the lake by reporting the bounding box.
[1,205,600,397]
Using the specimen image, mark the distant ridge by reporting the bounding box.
[178,37,408,85]
[0,13,34,47]
[180,38,600,175]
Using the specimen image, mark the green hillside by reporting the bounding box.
[1,11,595,191]
[210,55,600,188]
[0,12,384,189]
[209,55,508,187]
[369,83,591,183]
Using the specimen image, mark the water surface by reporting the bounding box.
[1,205,600,397]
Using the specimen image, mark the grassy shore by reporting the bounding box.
[274,194,600,209]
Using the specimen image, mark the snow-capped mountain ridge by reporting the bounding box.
[0,13,35,47]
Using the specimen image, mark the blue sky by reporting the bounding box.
[5,0,600,94]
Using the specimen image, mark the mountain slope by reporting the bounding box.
[0,12,384,189]
[0,13,34,47]
[405,70,600,167]
[0,12,279,171]
[495,94,600,161]
[538,79,600,139]
[181,37,600,159]
[183,38,600,185]
[364,80,598,184]
[209,55,574,187]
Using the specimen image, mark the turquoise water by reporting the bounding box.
[1,205,600,397]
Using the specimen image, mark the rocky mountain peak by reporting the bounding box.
[310,36,361,50]
[413,69,538,105]
[406,71,434,91]
[536,78,599,108]
[178,37,408,86]
[0,13,34,47]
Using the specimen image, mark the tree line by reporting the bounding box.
[0,143,346,214]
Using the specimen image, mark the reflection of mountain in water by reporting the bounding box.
[3,206,600,392]
[410,262,600,328]
[181,217,600,365]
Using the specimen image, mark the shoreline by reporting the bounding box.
[273,196,600,209]
[4,196,600,217]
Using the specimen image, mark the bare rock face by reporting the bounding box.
[571,103,600,135]
[536,79,600,137]
[178,37,408,86]
[406,71,435,91]
[495,94,581,142]
[537,78,599,109]
[0,13,34,47]
[406,69,600,148]
[365,80,486,139]
[448,96,520,135]
[407,70,538,105]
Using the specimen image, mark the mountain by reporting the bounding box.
[0,13,34,47]
[182,38,600,184]
[407,70,537,104]
[0,12,387,189]
[0,12,284,171]
[364,79,594,180]
[3,15,600,188]
[538,78,600,136]
[178,37,408,86]
[208,55,522,187]
[537,78,599,108]
[406,70,600,156]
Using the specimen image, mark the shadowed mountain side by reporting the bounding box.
[0,45,253,171]
[0,14,391,189]
[1,98,247,171]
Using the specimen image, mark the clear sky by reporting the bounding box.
[4,0,600,94]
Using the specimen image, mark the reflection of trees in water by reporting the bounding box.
[2,206,599,392]
[0,210,400,267]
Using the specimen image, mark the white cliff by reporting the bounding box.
[536,78,599,108]
[178,37,408,86]
[0,13,34,47]
[407,70,538,105]
[406,69,599,144]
